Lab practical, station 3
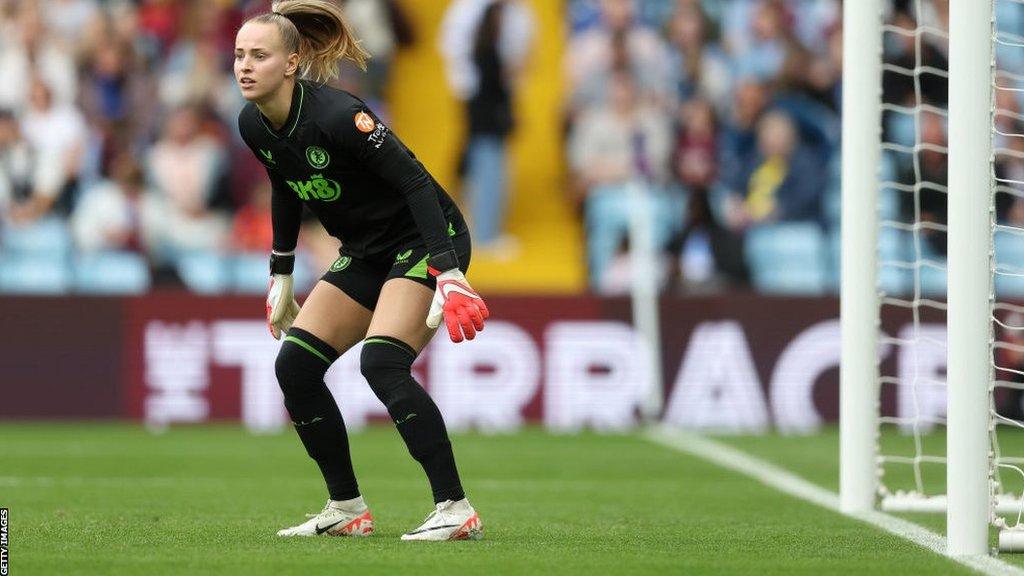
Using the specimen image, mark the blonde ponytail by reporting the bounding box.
[249,0,370,84]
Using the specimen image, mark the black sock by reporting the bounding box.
[361,336,465,503]
[276,327,360,501]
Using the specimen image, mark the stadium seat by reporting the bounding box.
[995,228,1024,298]
[826,228,841,294]
[745,223,827,295]
[877,152,904,224]
[74,251,151,294]
[176,252,229,294]
[917,238,948,298]
[232,253,271,294]
[0,252,71,294]
[1,217,73,257]
[877,227,913,296]
[232,253,318,295]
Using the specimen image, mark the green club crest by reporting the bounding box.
[306,146,330,169]
[330,256,351,272]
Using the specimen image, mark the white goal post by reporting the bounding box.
[840,0,1005,557]
[839,0,883,518]
[946,0,994,556]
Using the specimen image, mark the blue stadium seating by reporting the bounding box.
[232,253,271,294]
[917,237,948,298]
[877,227,914,296]
[232,253,318,295]
[74,251,151,294]
[995,228,1024,298]
[1,217,73,257]
[826,228,841,294]
[176,252,229,294]
[745,223,827,295]
[0,253,71,294]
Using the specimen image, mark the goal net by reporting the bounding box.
[842,0,1024,555]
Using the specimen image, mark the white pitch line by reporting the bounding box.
[643,426,1024,576]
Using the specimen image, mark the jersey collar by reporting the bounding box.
[258,80,306,139]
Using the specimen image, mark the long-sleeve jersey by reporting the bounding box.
[237,80,465,262]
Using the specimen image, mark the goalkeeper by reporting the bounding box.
[234,0,488,541]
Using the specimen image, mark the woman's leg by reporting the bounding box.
[360,278,465,504]
[277,281,374,501]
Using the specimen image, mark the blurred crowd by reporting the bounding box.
[6,0,1024,296]
[0,0,414,294]
[567,0,1024,296]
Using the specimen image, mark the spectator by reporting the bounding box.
[71,152,151,253]
[0,1,78,111]
[670,98,719,287]
[145,105,229,263]
[789,0,841,55]
[569,70,679,290]
[15,77,87,221]
[715,110,826,279]
[158,2,238,114]
[664,1,731,112]
[895,109,947,255]
[339,0,416,112]
[0,108,62,226]
[441,0,534,254]
[718,80,769,190]
[42,0,101,53]
[566,0,674,114]
[882,8,948,110]
[231,180,274,253]
[722,0,791,82]
[441,0,533,103]
[136,0,185,57]
[722,110,824,227]
[674,98,718,194]
[78,19,160,177]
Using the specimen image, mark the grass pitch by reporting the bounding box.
[0,423,994,575]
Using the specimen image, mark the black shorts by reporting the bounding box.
[321,232,472,311]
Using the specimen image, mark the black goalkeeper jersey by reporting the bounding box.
[237,80,466,262]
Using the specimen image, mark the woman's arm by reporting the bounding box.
[267,168,303,260]
[337,104,459,270]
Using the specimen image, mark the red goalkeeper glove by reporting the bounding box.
[426,267,489,343]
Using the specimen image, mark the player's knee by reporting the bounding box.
[360,337,417,406]
[275,330,336,399]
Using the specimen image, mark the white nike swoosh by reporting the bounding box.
[441,283,478,300]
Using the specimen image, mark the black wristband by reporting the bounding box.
[427,249,459,274]
[269,252,296,275]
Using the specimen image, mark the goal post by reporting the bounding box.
[840,0,1004,557]
[839,0,883,516]
[946,0,994,557]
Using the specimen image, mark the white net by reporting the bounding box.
[874,0,1024,526]
[990,0,1024,530]
[875,0,951,512]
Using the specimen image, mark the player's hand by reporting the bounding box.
[426,268,489,343]
[266,273,301,340]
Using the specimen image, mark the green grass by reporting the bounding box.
[716,428,1024,567]
[0,423,987,575]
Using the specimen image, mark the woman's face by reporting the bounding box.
[233,22,295,102]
